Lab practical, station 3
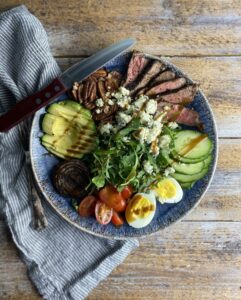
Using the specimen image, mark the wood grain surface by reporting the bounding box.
[1,1,241,299]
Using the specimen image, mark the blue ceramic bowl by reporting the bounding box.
[30,52,218,239]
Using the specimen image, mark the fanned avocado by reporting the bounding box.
[42,141,84,159]
[42,134,96,153]
[42,113,56,135]
[42,114,95,136]
[41,100,96,160]
[47,101,91,119]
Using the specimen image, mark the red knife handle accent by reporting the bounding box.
[0,78,68,132]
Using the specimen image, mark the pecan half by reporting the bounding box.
[84,101,96,110]
[109,71,122,85]
[82,79,91,102]
[88,80,97,102]
[92,103,118,121]
[70,82,79,101]
[97,79,107,100]
[92,68,108,79]
[105,74,119,93]
[100,115,114,124]
[77,83,84,103]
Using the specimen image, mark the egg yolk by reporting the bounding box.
[154,179,177,200]
[126,194,155,223]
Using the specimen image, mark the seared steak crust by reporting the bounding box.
[129,60,166,95]
[157,85,198,105]
[122,51,149,87]
[145,77,186,97]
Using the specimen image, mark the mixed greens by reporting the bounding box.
[83,120,174,192]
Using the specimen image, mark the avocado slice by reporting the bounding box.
[58,100,91,116]
[41,100,97,160]
[42,141,84,159]
[48,102,91,120]
[42,113,56,135]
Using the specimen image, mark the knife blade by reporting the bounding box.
[0,38,135,132]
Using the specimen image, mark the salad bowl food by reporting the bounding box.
[30,51,218,239]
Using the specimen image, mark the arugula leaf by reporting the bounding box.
[92,174,105,189]
[83,118,175,193]
[115,118,140,139]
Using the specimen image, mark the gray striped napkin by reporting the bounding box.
[0,5,138,300]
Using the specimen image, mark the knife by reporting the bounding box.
[0,38,135,132]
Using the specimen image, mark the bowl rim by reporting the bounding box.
[30,52,218,240]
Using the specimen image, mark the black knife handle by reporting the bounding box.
[0,78,67,132]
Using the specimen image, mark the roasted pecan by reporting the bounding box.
[70,82,79,101]
[109,71,122,85]
[100,115,114,124]
[82,79,91,102]
[88,80,97,102]
[84,101,96,110]
[97,79,107,100]
[92,68,108,79]
[92,103,118,121]
[77,83,84,103]
[105,75,119,93]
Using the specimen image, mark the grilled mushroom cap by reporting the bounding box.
[53,160,90,198]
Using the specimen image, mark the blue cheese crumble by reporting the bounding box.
[143,160,154,175]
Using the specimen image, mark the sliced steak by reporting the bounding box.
[136,70,176,96]
[130,60,166,95]
[145,77,186,97]
[157,85,197,105]
[158,102,202,128]
[122,51,149,87]
[151,70,176,86]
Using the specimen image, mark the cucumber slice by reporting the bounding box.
[177,152,210,163]
[180,181,196,189]
[173,130,213,159]
[172,167,208,183]
[172,160,205,175]
[203,154,212,167]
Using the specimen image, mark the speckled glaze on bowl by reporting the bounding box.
[30,52,218,239]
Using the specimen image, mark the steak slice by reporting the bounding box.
[122,51,149,87]
[136,70,176,96]
[130,60,166,95]
[151,70,176,86]
[157,85,197,105]
[145,77,186,97]
[158,102,202,128]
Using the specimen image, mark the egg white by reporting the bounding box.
[152,177,183,204]
[126,192,156,229]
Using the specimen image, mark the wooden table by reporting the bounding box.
[1,1,241,299]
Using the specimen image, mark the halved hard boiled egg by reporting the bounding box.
[125,192,156,228]
[152,177,183,204]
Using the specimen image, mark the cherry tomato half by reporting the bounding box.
[111,211,124,227]
[99,185,126,212]
[95,201,113,225]
[121,185,133,200]
[78,195,97,217]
